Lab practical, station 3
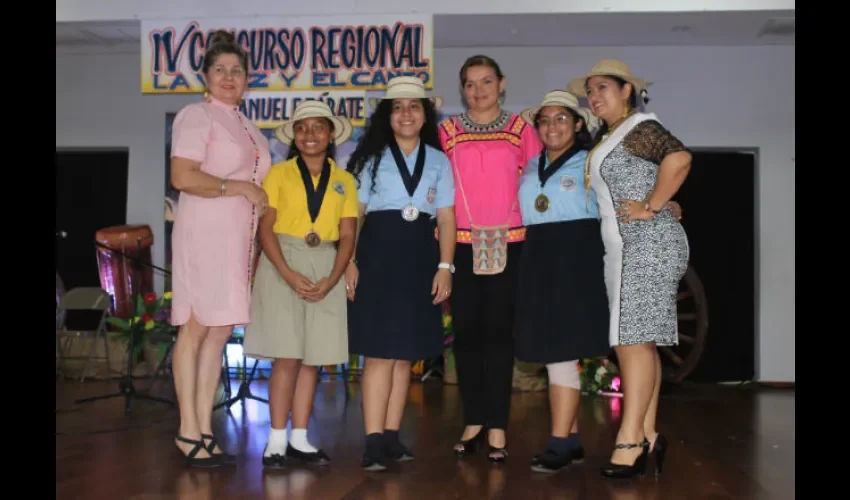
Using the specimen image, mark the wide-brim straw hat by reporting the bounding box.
[520,90,600,132]
[274,100,353,145]
[566,59,652,97]
[368,76,443,110]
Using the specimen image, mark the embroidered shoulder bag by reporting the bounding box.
[450,119,518,275]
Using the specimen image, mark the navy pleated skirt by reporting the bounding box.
[514,218,611,363]
[347,210,444,361]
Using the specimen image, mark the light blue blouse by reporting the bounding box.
[357,141,455,216]
[518,148,599,226]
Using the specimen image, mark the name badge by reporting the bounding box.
[560,175,576,192]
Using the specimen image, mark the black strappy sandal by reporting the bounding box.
[454,427,486,456]
[201,433,237,465]
[175,436,223,468]
[488,446,508,463]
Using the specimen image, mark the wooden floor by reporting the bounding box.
[56,377,794,499]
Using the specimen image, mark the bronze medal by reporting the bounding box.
[305,231,321,247]
[534,194,550,213]
[296,156,331,250]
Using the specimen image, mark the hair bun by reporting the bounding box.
[209,29,237,48]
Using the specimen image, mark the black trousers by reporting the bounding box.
[450,241,523,429]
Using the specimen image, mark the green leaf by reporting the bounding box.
[106,317,129,329]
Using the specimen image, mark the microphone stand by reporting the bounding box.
[75,237,174,415]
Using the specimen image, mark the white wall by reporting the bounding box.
[55,45,794,382]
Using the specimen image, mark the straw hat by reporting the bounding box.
[520,90,600,132]
[274,100,353,145]
[368,76,443,110]
[566,59,652,97]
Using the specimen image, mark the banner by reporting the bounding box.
[243,90,367,128]
[142,14,433,94]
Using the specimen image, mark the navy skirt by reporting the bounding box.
[514,218,611,364]
[347,210,444,361]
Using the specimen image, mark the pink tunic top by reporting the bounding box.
[438,112,542,244]
[169,96,272,327]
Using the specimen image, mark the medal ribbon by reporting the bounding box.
[538,144,581,188]
[296,156,331,225]
[389,139,427,198]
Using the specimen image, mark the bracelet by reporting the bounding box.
[220,179,228,196]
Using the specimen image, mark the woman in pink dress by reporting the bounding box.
[168,30,272,467]
[439,55,542,461]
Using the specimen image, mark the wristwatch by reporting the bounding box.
[438,262,455,273]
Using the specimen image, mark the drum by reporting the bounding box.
[95,224,154,318]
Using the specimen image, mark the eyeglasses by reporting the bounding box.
[536,113,571,126]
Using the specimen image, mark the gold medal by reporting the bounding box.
[534,194,550,213]
[305,230,321,248]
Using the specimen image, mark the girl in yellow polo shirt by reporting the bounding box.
[243,100,359,469]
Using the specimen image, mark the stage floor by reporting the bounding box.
[56,377,794,499]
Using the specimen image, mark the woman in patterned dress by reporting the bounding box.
[169,30,271,467]
[567,59,692,479]
[438,55,542,461]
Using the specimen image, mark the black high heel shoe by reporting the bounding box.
[175,436,223,468]
[454,427,486,456]
[600,440,649,479]
[648,433,668,475]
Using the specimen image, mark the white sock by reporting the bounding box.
[264,427,288,457]
[289,428,317,453]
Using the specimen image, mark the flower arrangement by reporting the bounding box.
[578,356,621,394]
[442,302,455,347]
[441,303,458,384]
[107,291,177,361]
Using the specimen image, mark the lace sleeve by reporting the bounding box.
[623,120,689,165]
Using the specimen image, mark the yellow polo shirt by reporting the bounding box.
[262,157,359,241]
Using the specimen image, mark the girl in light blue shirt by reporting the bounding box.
[515,90,613,473]
[344,76,457,471]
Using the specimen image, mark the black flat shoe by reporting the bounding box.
[201,433,237,465]
[361,451,388,472]
[530,449,571,473]
[386,441,415,462]
[601,440,649,479]
[175,436,222,468]
[285,444,331,465]
[262,451,286,469]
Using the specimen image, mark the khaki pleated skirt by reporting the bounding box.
[243,233,348,366]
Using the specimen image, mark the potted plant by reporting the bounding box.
[107,291,177,374]
[578,356,621,395]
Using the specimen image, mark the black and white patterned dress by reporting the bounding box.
[587,112,690,347]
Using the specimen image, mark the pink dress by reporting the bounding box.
[169,97,272,327]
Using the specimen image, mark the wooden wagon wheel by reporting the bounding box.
[56,271,66,329]
[660,265,709,383]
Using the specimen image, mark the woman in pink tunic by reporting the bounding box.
[439,55,542,461]
[169,30,271,467]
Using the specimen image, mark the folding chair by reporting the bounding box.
[56,287,112,382]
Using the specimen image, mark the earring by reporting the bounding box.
[203,90,210,101]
